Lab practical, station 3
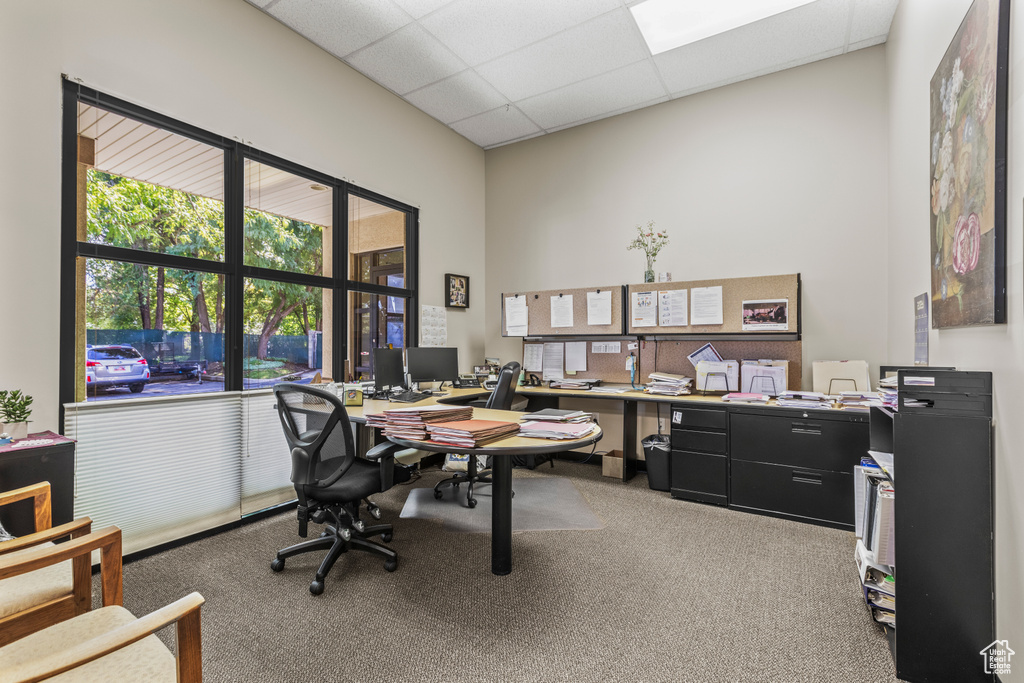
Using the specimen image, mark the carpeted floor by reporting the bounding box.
[107,462,899,682]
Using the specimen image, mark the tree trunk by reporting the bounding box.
[196,278,212,333]
[136,264,151,329]
[256,295,301,360]
[154,267,165,330]
[214,274,224,334]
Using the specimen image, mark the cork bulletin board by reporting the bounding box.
[521,337,638,384]
[501,286,625,337]
[626,274,800,336]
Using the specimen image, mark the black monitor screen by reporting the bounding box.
[373,348,405,391]
[407,347,459,383]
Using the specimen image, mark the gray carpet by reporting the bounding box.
[401,475,605,532]
[101,462,899,683]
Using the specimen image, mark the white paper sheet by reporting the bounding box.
[565,342,587,372]
[550,294,574,328]
[523,344,544,372]
[691,286,724,325]
[686,342,722,369]
[658,289,688,327]
[631,291,657,328]
[420,305,447,347]
[505,296,528,336]
[586,290,612,326]
[592,342,621,354]
[542,343,564,381]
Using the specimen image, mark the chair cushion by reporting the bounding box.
[302,457,383,503]
[0,605,176,682]
[0,542,73,619]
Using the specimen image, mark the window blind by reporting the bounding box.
[241,390,295,515]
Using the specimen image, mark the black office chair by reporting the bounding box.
[271,383,408,595]
[433,361,521,508]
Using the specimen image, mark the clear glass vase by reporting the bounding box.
[644,260,655,282]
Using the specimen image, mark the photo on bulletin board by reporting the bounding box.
[741,299,788,331]
[928,0,1009,327]
[445,273,469,308]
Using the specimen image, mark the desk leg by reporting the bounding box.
[491,455,513,575]
[622,400,637,482]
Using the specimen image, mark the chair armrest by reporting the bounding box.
[0,526,124,609]
[0,483,52,534]
[3,592,205,683]
[364,442,404,490]
[0,518,92,557]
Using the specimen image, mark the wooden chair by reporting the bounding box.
[0,482,123,647]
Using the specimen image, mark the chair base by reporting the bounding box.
[434,467,492,508]
[272,508,396,595]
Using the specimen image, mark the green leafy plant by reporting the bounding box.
[0,390,34,423]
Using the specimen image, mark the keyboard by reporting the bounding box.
[389,390,430,403]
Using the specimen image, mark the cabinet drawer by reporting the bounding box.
[671,406,728,430]
[670,450,727,505]
[730,413,867,472]
[672,429,727,455]
[730,460,853,526]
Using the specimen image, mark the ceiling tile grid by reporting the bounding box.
[247,0,899,149]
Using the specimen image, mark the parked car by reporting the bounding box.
[86,345,150,393]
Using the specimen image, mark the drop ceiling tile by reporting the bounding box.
[450,106,542,148]
[420,0,621,66]
[269,0,412,58]
[516,61,666,130]
[546,95,670,133]
[391,0,455,19]
[476,8,649,101]
[346,24,467,95]
[848,0,900,44]
[653,0,849,95]
[404,70,508,124]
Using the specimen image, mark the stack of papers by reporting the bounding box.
[518,421,597,440]
[722,393,770,404]
[548,379,600,390]
[365,412,388,429]
[644,372,692,396]
[837,391,884,411]
[426,419,519,448]
[775,390,833,409]
[381,404,474,440]
[521,409,592,423]
[589,385,632,394]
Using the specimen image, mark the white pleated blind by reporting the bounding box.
[64,393,243,555]
[241,390,294,515]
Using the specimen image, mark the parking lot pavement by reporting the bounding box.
[85,372,318,401]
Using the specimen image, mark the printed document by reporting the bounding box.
[550,294,574,328]
[587,290,613,326]
[658,289,688,327]
[565,342,587,372]
[542,343,564,381]
[523,344,544,372]
[691,286,724,325]
[631,291,657,327]
[505,296,528,336]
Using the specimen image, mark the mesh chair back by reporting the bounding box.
[274,383,357,492]
[486,362,521,411]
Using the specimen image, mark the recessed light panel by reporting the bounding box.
[630,0,819,55]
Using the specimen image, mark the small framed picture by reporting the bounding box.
[445,273,470,308]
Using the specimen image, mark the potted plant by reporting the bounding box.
[0,390,34,440]
[627,221,669,283]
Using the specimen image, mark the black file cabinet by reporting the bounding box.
[669,405,729,505]
[729,407,868,528]
[0,433,76,536]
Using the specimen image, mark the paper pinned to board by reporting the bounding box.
[587,290,612,326]
[631,291,656,327]
[505,296,528,336]
[420,305,447,347]
[592,341,621,354]
[691,286,724,325]
[542,342,564,381]
[523,344,544,372]
[550,294,574,328]
[565,342,587,372]
[658,289,688,327]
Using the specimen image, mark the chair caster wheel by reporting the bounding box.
[384,558,397,572]
[271,558,285,572]
[434,490,443,499]
[368,505,382,520]
[381,532,393,543]
[466,497,477,508]
[309,580,325,595]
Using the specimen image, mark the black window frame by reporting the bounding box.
[60,79,419,422]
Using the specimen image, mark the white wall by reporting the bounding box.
[886,0,1022,675]
[485,47,889,451]
[0,0,486,431]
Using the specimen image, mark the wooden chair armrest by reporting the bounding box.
[4,592,205,683]
[0,483,52,533]
[0,518,92,556]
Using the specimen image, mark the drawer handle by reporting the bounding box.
[792,470,822,485]
[791,421,822,436]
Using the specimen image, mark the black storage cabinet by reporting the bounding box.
[0,435,76,536]
[669,405,728,505]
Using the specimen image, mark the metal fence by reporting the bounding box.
[86,330,322,369]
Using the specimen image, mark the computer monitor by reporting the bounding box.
[373,348,406,392]
[406,347,459,385]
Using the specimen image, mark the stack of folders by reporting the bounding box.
[721,393,770,404]
[775,390,832,409]
[644,373,693,396]
[365,412,388,429]
[837,391,884,411]
[518,421,597,440]
[521,409,593,423]
[856,539,896,628]
[548,379,601,390]
[425,419,520,448]
[381,404,474,440]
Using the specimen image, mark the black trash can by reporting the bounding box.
[642,434,671,492]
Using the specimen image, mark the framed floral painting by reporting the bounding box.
[929,0,1009,328]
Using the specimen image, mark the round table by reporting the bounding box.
[386,427,603,575]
